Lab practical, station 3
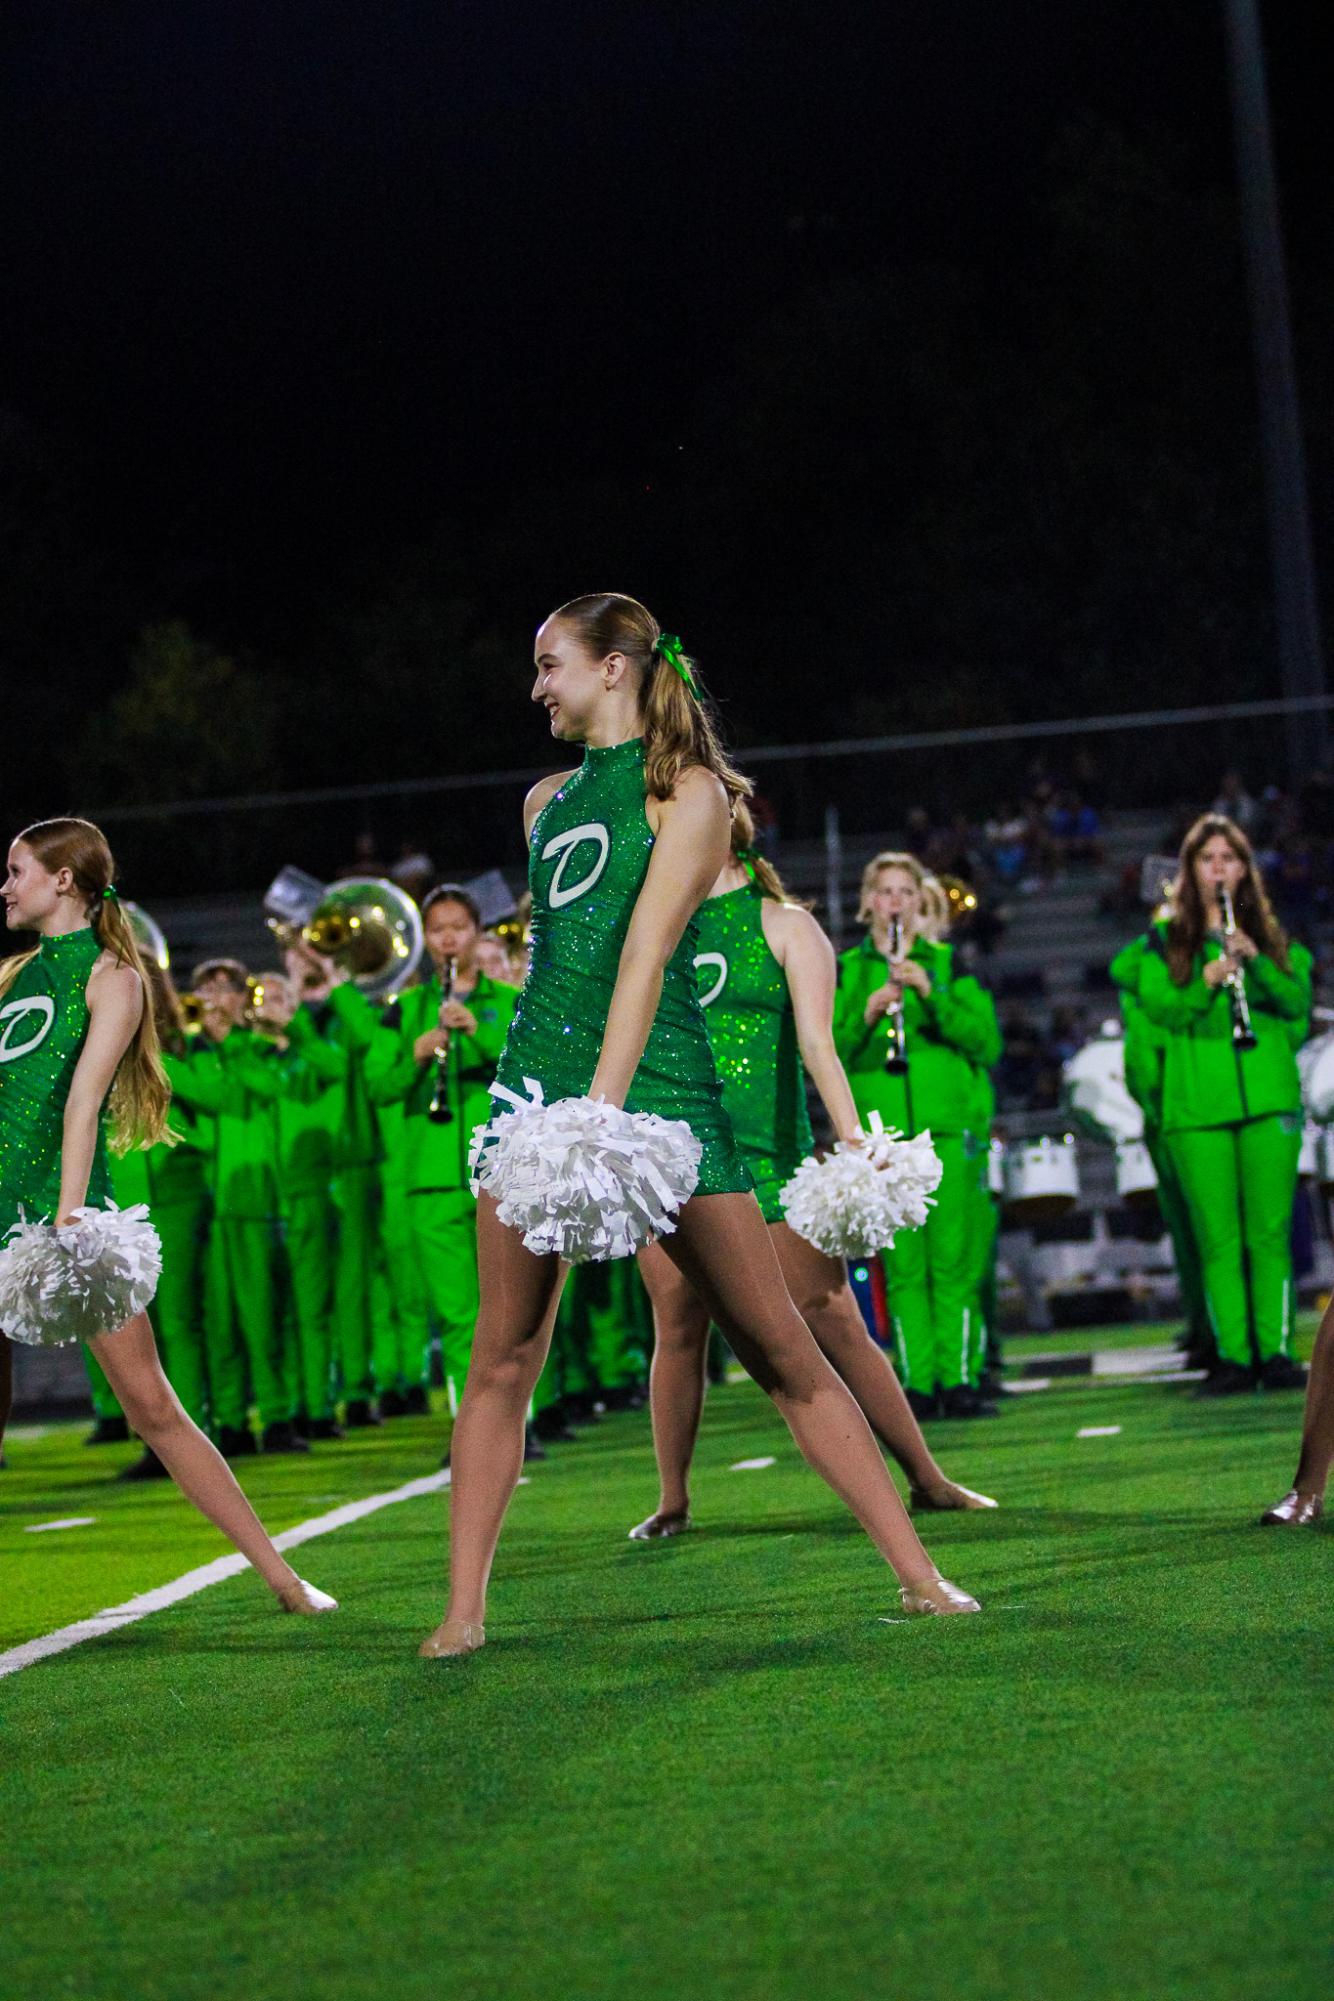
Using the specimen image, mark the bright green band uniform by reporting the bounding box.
[492,737,750,1197]
[1108,933,1209,1348]
[0,927,112,1237]
[1135,922,1312,1367]
[692,882,812,1224]
[833,933,1001,1394]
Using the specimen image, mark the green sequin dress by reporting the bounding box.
[693,883,814,1223]
[493,737,751,1198]
[0,927,112,1234]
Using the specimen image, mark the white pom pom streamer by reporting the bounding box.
[0,1203,162,1348]
[781,1118,944,1259]
[472,1091,702,1263]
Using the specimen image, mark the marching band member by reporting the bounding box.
[0,817,335,1614]
[365,885,518,1416]
[1135,815,1310,1395]
[419,593,979,1659]
[630,807,996,1541]
[833,853,1002,1418]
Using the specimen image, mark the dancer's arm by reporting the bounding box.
[765,902,861,1143]
[57,961,143,1222]
[590,768,730,1106]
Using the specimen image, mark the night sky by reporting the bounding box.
[2,2,1330,826]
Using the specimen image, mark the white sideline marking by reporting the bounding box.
[1003,1377,1052,1394]
[25,1517,97,1534]
[5,1425,51,1442]
[1078,1425,1122,1439]
[730,1456,776,1472]
[0,1469,451,1681]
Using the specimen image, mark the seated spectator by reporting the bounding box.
[1047,790,1104,867]
[1212,769,1258,835]
[388,837,436,905]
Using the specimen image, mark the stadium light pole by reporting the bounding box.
[1223,0,1328,782]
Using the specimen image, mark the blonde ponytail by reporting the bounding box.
[11,818,174,1153]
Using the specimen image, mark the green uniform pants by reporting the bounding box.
[374,1165,431,1395]
[282,1192,337,1422]
[1145,1129,1209,1345]
[331,1164,379,1404]
[1165,1115,1301,1367]
[966,1170,1000,1380]
[880,1133,976,1393]
[408,1188,479,1409]
[204,1217,290,1429]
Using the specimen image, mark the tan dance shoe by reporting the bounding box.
[277,1578,339,1615]
[1259,1490,1325,1527]
[899,1575,981,1616]
[909,1481,998,1513]
[418,1616,486,1659]
[627,1509,692,1541]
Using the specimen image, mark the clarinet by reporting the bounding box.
[427,955,459,1124]
[1218,889,1257,1051]
[883,917,909,1075]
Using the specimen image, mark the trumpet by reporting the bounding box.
[244,974,288,1039]
[177,991,207,1035]
[884,917,908,1075]
[427,955,458,1125]
[1219,888,1257,1051]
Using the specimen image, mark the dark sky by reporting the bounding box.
[0,1,1326,647]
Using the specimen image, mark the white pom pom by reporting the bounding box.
[0,1203,162,1348]
[781,1125,943,1259]
[472,1094,702,1263]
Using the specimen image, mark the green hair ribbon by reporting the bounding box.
[652,632,699,697]
[103,885,119,902]
[735,846,759,884]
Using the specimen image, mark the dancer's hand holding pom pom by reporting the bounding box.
[472,1091,702,1263]
[781,1115,943,1259]
[0,1202,162,1347]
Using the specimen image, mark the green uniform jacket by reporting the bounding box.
[364,972,517,1192]
[1108,934,1168,1125]
[1135,922,1312,1132]
[265,1004,354,1200]
[164,1030,285,1218]
[833,935,1001,1135]
[111,1044,212,1210]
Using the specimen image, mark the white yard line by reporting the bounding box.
[729,1456,777,1472]
[24,1517,97,1534]
[1077,1425,1123,1439]
[0,1468,450,1681]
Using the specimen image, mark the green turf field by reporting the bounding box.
[3,1366,1331,2001]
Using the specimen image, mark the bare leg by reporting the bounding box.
[422,1196,569,1652]
[663,1195,971,1600]
[1262,1296,1334,1523]
[89,1314,335,1611]
[769,1225,996,1511]
[633,1240,711,1528]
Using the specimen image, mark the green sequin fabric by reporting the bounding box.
[0,927,112,1233]
[493,738,751,1199]
[694,883,814,1223]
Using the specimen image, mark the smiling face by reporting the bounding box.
[3,840,71,931]
[866,865,923,936]
[1193,833,1246,910]
[424,897,480,974]
[531,616,620,742]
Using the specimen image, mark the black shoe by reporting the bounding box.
[1259,1354,1306,1391]
[261,1420,310,1454]
[904,1388,939,1420]
[533,1406,580,1444]
[599,1384,648,1412]
[563,1393,601,1426]
[378,1389,410,1418]
[343,1399,383,1428]
[1193,1361,1254,1399]
[86,1416,130,1446]
[217,1424,257,1458]
[404,1385,430,1416]
[940,1385,1001,1419]
[305,1417,345,1440]
[118,1448,169,1482]
[523,1424,547,1463]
